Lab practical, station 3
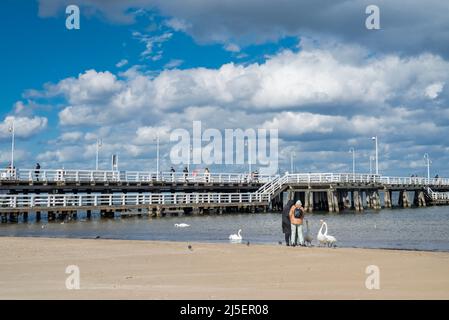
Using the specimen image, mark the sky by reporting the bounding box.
[1,0,449,176]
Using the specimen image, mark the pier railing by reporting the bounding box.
[0,192,270,211]
[256,173,449,198]
[426,187,449,201]
[379,176,449,186]
[283,173,449,186]
[0,169,273,184]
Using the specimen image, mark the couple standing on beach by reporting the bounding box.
[282,200,305,246]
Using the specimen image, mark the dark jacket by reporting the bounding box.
[282,200,295,234]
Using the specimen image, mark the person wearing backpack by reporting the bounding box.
[289,200,305,246]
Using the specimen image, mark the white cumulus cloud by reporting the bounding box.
[0,116,48,139]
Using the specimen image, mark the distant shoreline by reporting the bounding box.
[1,236,449,299]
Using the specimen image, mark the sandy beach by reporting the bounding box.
[1,236,449,299]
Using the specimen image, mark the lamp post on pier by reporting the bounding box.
[424,153,431,183]
[8,121,15,174]
[187,144,193,172]
[95,138,102,170]
[349,147,356,176]
[290,151,295,173]
[371,136,379,175]
[154,133,160,180]
[245,140,252,175]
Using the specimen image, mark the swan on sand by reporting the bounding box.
[174,223,190,228]
[317,220,337,247]
[229,229,242,241]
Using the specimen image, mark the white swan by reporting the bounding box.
[229,229,242,241]
[317,220,328,246]
[174,223,190,228]
[323,221,337,247]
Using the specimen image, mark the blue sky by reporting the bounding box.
[1,0,449,176]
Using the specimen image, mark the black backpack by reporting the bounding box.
[294,208,302,219]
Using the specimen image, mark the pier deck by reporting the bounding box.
[1,171,449,220]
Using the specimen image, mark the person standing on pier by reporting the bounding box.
[289,200,305,247]
[253,170,259,183]
[34,163,40,181]
[183,166,189,182]
[282,200,294,246]
[170,166,175,182]
[204,167,210,183]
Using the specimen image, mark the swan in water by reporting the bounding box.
[304,220,313,246]
[229,229,242,241]
[174,223,190,228]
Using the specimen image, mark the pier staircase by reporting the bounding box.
[425,187,449,204]
[255,174,289,199]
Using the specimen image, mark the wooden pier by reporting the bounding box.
[1,170,449,222]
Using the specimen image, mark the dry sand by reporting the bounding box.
[1,236,449,299]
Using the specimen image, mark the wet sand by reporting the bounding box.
[1,237,449,299]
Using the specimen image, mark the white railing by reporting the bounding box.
[284,173,381,184]
[254,173,449,199]
[281,173,449,187]
[2,169,448,188]
[256,174,286,195]
[1,172,449,210]
[380,176,449,186]
[255,173,381,197]
[0,192,270,210]
[426,187,449,201]
[0,169,273,184]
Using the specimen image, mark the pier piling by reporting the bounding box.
[399,190,411,208]
[414,190,427,207]
[384,190,392,208]
[353,191,364,212]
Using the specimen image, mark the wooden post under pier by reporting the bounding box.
[342,191,351,210]
[304,189,313,212]
[369,191,381,210]
[414,190,427,207]
[156,206,163,217]
[384,190,392,208]
[353,190,364,212]
[327,189,339,213]
[366,191,372,209]
[399,190,411,208]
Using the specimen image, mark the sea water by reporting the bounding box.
[0,206,448,251]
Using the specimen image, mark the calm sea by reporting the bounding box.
[1,206,449,252]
